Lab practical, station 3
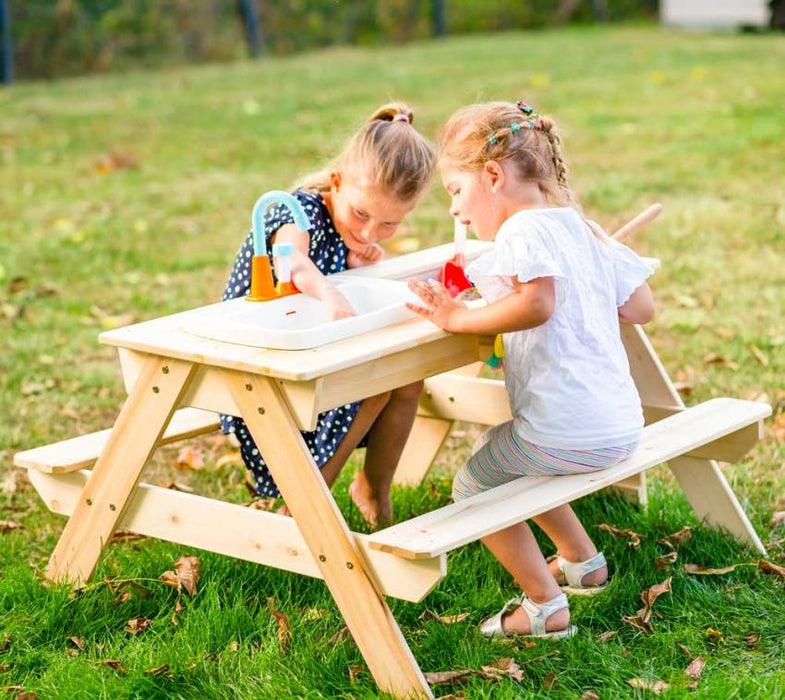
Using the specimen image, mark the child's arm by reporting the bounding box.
[407,277,555,334]
[618,282,655,325]
[273,224,355,320]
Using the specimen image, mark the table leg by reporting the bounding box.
[225,370,432,700]
[45,355,196,586]
[622,324,765,554]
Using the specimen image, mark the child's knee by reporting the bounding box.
[452,460,481,501]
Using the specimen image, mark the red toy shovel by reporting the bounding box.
[438,221,472,297]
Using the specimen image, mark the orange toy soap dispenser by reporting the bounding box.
[246,190,310,301]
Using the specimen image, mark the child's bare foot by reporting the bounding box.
[276,503,291,517]
[348,472,392,529]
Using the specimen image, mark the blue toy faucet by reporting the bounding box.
[247,190,310,301]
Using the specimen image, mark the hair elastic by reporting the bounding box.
[392,113,410,123]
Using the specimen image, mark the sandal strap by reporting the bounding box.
[557,552,607,589]
[520,593,569,636]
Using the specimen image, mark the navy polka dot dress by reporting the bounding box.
[220,189,363,497]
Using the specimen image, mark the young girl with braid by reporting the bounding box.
[222,102,435,527]
[408,100,655,638]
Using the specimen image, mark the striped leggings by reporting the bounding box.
[452,420,637,501]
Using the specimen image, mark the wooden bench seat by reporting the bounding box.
[367,398,770,560]
[14,407,221,474]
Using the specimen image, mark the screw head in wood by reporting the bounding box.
[245,383,253,391]
[318,554,326,562]
[346,561,354,570]
[109,503,116,511]
[152,385,160,393]
[86,498,93,506]
[162,365,169,374]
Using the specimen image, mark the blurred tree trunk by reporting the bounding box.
[237,0,262,56]
[772,0,785,29]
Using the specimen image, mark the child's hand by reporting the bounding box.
[323,289,357,321]
[406,278,467,332]
[347,244,384,268]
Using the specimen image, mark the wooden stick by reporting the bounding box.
[612,203,662,242]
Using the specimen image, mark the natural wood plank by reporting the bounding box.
[394,362,488,487]
[225,370,432,698]
[28,469,445,603]
[14,407,219,474]
[367,398,770,560]
[119,349,321,430]
[45,356,197,586]
[315,334,479,412]
[394,417,453,487]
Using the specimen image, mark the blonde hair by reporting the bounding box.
[299,102,436,202]
[439,101,581,212]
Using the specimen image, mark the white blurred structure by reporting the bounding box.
[661,0,770,29]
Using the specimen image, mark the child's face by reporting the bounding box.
[328,171,414,253]
[440,165,502,241]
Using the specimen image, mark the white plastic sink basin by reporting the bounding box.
[184,277,420,350]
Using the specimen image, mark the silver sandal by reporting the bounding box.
[551,551,609,595]
[479,592,576,639]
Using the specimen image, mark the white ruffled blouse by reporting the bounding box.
[465,207,655,449]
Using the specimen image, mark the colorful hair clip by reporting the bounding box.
[510,122,521,134]
[527,118,537,129]
[487,134,498,145]
[516,100,534,115]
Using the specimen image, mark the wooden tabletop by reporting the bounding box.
[100,244,493,382]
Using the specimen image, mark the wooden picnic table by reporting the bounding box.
[16,245,770,698]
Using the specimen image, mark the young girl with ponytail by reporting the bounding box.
[222,102,435,527]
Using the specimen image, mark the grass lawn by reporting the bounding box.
[2,23,785,698]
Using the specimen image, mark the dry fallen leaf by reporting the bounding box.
[175,555,201,595]
[145,664,173,678]
[418,609,469,624]
[96,659,128,673]
[67,636,85,651]
[423,669,473,686]
[683,563,743,576]
[770,512,785,527]
[744,633,760,646]
[748,345,769,367]
[328,626,350,645]
[684,656,706,680]
[595,630,617,643]
[758,559,785,578]
[271,609,291,653]
[302,607,330,621]
[655,551,678,570]
[627,678,669,693]
[623,578,672,633]
[658,526,692,548]
[348,664,364,684]
[0,520,22,533]
[175,446,205,471]
[641,577,672,607]
[705,628,724,645]
[598,523,644,549]
[124,617,151,635]
[480,657,524,683]
[160,554,201,596]
[580,692,600,700]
